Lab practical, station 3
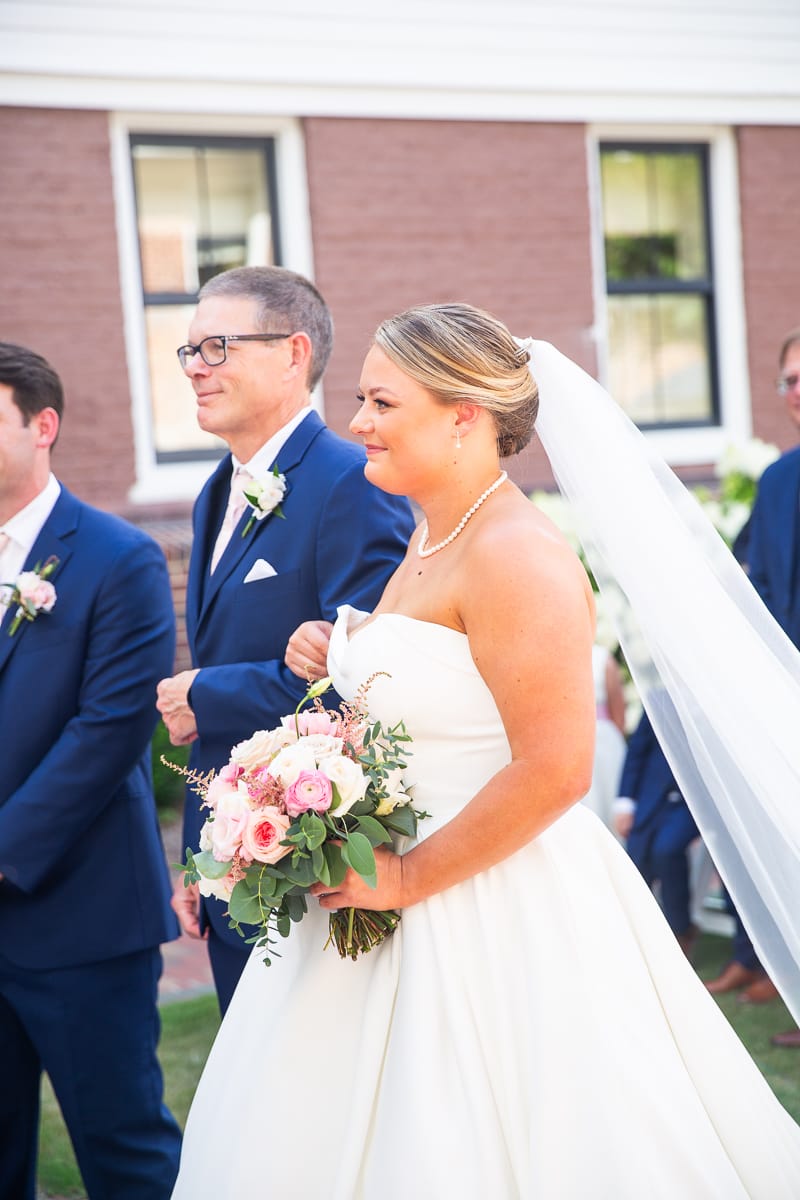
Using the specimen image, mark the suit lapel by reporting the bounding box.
[188,457,232,637]
[0,487,77,676]
[193,413,325,638]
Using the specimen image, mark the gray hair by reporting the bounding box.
[200,266,333,391]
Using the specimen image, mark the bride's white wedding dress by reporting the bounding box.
[173,606,800,1199]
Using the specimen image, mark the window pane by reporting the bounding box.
[607,293,713,425]
[145,304,227,458]
[131,138,277,462]
[132,143,274,294]
[602,149,707,282]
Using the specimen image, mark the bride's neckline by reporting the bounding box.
[345,608,467,645]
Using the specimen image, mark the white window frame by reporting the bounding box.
[587,124,751,467]
[110,112,316,504]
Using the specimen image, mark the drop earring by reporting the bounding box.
[455,427,462,449]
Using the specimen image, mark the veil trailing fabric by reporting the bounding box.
[525,338,800,1026]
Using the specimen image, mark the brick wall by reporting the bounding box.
[0,107,138,507]
[304,118,597,491]
[738,125,800,451]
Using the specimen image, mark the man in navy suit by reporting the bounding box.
[0,343,181,1198]
[708,328,800,1043]
[614,709,699,955]
[157,266,414,1013]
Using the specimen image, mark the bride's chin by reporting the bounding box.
[363,459,404,496]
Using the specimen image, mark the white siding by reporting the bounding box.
[0,0,799,122]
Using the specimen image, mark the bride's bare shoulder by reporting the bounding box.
[465,491,593,618]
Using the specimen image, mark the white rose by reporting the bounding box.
[248,473,286,517]
[267,742,318,787]
[231,726,296,772]
[197,872,235,902]
[317,753,369,817]
[199,820,214,852]
[374,789,411,816]
[301,733,343,762]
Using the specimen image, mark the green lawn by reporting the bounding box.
[37,934,800,1198]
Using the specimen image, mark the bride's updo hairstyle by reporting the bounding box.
[374,303,538,457]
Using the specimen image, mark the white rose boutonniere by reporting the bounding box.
[241,464,287,536]
[2,555,59,636]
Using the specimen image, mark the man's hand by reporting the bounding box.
[157,669,200,745]
[285,620,333,681]
[171,877,205,939]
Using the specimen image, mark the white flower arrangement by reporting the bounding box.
[241,464,287,536]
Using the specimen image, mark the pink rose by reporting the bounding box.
[219,762,244,784]
[282,711,342,737]
[210,788,251,860]
[284,769,333,817]
[16,573,56,611]
[240,806,292,864]
[204,776,239,811]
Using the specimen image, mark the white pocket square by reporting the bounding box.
[244,559,278,583]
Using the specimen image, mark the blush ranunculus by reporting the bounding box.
[282,710,342,737]
[284,769,333,817]
[240,806,292,864]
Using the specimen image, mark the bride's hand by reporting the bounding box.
[310,845,406,912]
[285,620,334,681]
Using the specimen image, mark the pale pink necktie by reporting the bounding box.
[209,470,252,574]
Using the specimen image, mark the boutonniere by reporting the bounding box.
[241,465,287,537]
[2,555,59,636]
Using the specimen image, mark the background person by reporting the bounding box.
[0,342,181,1199]
[729,328,800,1044]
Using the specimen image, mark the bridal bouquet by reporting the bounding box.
[174,676,424,964]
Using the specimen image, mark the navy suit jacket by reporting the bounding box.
[0,487,179,969]
[747,445,800,648]
[619,711,685,833]
[183,412,414,938]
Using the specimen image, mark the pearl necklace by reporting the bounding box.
[418,471,508,558]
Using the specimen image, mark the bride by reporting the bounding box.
[172,304,800,1198]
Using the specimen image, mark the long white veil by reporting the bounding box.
[527,339,800,1026]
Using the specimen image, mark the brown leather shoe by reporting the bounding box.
[705,961,760,995]
[771,1029,800,1048]
[738,977,780,1004]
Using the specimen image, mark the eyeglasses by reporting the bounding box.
[777,373,800,395]
[176,333,293,369]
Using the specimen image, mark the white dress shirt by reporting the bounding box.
[0,473,61,604]
[232,405,312,483]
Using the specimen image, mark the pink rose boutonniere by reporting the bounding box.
[2,555,59,636]
[241,464,287,537]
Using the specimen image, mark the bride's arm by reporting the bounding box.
[313,516,597,912]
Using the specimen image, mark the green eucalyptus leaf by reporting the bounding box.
[355,814,393,846]
[381,806,417,837]
[311,843,328,882]
[192,850,234,880]
[322,841,348,887]
[228,881,265,926]
[342,831,376,885]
